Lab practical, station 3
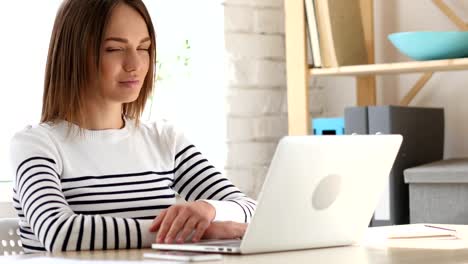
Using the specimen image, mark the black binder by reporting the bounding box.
[345,105,444,226]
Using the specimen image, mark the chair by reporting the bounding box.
[0,218,23,255]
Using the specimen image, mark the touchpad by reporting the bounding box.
[312,174,342,210]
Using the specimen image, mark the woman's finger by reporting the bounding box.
[156,207,179,243]
[176,216,198,243]
[191,220,210,242]
[164,209,191,243]
[149,209,167,232]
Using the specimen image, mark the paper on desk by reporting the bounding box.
[386,224,457,239]
[362,224,468,250]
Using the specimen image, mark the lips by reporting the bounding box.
[119,79,140,88]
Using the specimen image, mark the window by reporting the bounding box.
[143,0,226,172]
[0,1,225,184]
[1,1,63,182]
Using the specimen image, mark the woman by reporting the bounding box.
[10,0,256,253]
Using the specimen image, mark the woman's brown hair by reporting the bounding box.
[41,0,156,127]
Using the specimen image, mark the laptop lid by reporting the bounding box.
[239,135,402,254]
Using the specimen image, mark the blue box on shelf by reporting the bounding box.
[313,117,345,135]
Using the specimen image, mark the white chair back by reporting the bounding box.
[0,218,23,255]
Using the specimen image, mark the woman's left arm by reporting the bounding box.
[170,143,257,224]
[149,126,257,243]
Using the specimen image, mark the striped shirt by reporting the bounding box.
[9,118,256,253]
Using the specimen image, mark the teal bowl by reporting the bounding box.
[388,31,468,60]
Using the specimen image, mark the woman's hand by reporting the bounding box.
[203,221,247,240]
[150,201,216,244]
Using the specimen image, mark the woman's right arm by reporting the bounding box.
[10,128,156,252]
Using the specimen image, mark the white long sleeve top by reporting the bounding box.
[9,118,256,253]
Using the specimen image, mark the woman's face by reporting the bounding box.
[89,3,151,105]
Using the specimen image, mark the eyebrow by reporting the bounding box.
[104,37,151,43]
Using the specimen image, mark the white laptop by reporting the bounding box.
[152,135,403,254]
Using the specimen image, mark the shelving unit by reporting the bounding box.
[284,0,468,135]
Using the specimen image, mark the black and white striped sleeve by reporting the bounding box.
[168,128,257,223]
[10,129,155,252]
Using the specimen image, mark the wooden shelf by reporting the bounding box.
[309,57,468,76]
[284,0,468,135]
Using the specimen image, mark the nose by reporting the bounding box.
[123,49,141,72]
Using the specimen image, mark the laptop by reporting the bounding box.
[152,135,403,254]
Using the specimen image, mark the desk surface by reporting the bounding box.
[4,225,468,264]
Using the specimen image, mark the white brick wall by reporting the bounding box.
[254,9,285,34]
[226,59,286,87]
[223,0,286,198]
[226,142,278,167]
[225,167,268,199]
[223,0,283,8]
[223,0,322,197]
[224,6,254,32]
[226,89,285,116]
[227,115,288,142]
[225,33,284,59]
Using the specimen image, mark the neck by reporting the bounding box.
[81,101,124,130]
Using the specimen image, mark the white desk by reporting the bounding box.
[4,225,468,264]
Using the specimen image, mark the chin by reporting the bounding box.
[108,87,142,103]
[122,89,142,102]
[122,96,140,103]
[112,93,140,104]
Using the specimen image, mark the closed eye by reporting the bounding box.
[138,46,150,51]
[106,48,123,52]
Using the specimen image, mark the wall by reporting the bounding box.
[223,0,285,198]
[223,0,325,198]
[0,182,15,218]
[223,0,468,198]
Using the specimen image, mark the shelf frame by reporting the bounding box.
[309,58,468,76]
[356,0,377,106]
[285,0,310,136]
